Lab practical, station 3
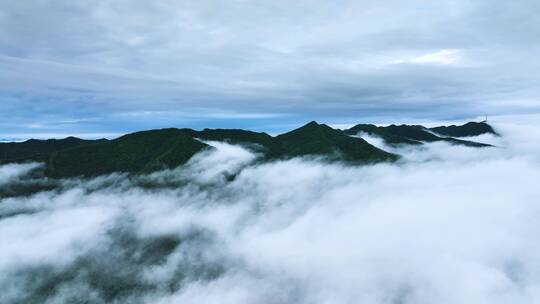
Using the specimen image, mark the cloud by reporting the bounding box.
[1,1,540,135]
[1,115,540,303]
[391,49,465,66]
[0,162,42,185]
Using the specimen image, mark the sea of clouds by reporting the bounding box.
[1,116,540,304]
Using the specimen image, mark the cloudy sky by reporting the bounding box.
[1,0,539,138]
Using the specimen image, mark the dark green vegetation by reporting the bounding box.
[344,124,423,146]
[430,122,499,137]
[0,137,106,163]
[0,121,495,178]
[45,129,209,178]
[183,128,285,158]
[344,122,494,147]
[276,121,398,163]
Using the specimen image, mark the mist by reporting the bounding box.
[1,117,540,304]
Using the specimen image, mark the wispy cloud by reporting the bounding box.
[391,49,465,66]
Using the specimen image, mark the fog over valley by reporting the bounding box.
[1,115,539,303]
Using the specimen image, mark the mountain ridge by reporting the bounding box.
[430,122,498,137]
[0,121,496,178]
[344,122,494,147]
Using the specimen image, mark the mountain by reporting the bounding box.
[344,124,492,147]
[275,121,399,163]
[0,121,495,178]
[0,137,106,163]
[45,129,209,178]
[430,122,498,137]
[344,124,423,145]
[184,123,398,163]
[183,128,285,159]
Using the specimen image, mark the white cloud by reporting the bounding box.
[391,49,465,66]
[0,162,42,185]
[1,115,540,303]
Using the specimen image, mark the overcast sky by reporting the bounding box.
[1,0,539,138]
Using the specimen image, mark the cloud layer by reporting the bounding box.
[1,116,540,303]
[1,1,540,136]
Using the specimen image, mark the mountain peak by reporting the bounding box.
[302,121,321,128]
[276,122,398,163]
[277,121,335,139]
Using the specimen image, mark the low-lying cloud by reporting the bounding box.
[1,116,540,303]
[0,162,42,185]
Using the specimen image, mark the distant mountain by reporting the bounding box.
[344,123,493,147]
[430,122,498,137]
[344,124,423,146]
[0,121,495,178]
[0,137,106,163]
